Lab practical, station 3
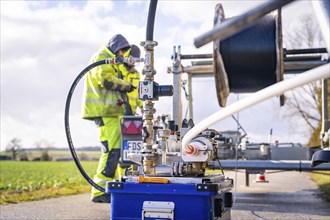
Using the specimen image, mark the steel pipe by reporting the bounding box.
[284,60,329,73]
[194,0,295,48]
[321,79,329,148]
[209,160,330,171]
[284,55,323,62]
[172,46,183,128]
[183,65,213,73]
[141,0,159,175]
[179,48,328,60]
[182,60,328,76]
[181,54,213,60]
[188,73,193,120]
[284,48,328,55]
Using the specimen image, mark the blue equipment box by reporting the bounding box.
[106,181,230,220]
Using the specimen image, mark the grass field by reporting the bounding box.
[0,161,98,204]
[1,161,329,205]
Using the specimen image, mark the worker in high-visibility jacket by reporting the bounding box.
[81,34,142,203]
[120,44,143,115]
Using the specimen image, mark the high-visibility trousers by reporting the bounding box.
[91,116,125,198]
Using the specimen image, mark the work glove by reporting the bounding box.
[114,56,124,64]
[124,63,135,72]
[126,84,136,92]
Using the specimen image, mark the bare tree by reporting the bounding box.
[283,14,329,145]
[6,138,22,160]
[285,81,322,131]
[285,14,323,49]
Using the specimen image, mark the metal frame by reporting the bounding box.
[171,46,183,128]
[321,79,329,148]
[211,159,330,187]
[171,47,328,124]
[209,160,330,171]
[178,0,330,147]
[167,0,330,174]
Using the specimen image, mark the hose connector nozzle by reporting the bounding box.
[124,56,145,66]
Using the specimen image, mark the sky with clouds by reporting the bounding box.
[1,0,321,149]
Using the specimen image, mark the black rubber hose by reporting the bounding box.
[64,60,109,193]
[146,0,158,41]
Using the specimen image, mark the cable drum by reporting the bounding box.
[219,15,278,93]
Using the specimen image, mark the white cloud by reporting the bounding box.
[84,0,114,14]
[159,1,216,25]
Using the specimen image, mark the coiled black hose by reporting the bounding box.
[64,60,109,193]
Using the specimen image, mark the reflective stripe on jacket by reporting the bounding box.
[81,46,131,119]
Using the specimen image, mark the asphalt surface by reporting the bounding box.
[1,171,329,220]
[0,194,109,220]
[228,170,330,220]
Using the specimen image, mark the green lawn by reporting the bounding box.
[1,161,329,205]
[0,161,98,204]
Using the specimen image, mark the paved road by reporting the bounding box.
[0,194,109,220]
[1,171,329,220]
[228,171,330,220]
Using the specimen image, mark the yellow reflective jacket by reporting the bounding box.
[119,65,143,115]
[81,46,131,119]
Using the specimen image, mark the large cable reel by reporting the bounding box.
[213,4,283,107]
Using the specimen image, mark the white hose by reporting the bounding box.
[182,64,330,149]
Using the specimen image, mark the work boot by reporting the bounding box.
[91,194,111,203]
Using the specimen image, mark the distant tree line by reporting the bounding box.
[2,138,100,161]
